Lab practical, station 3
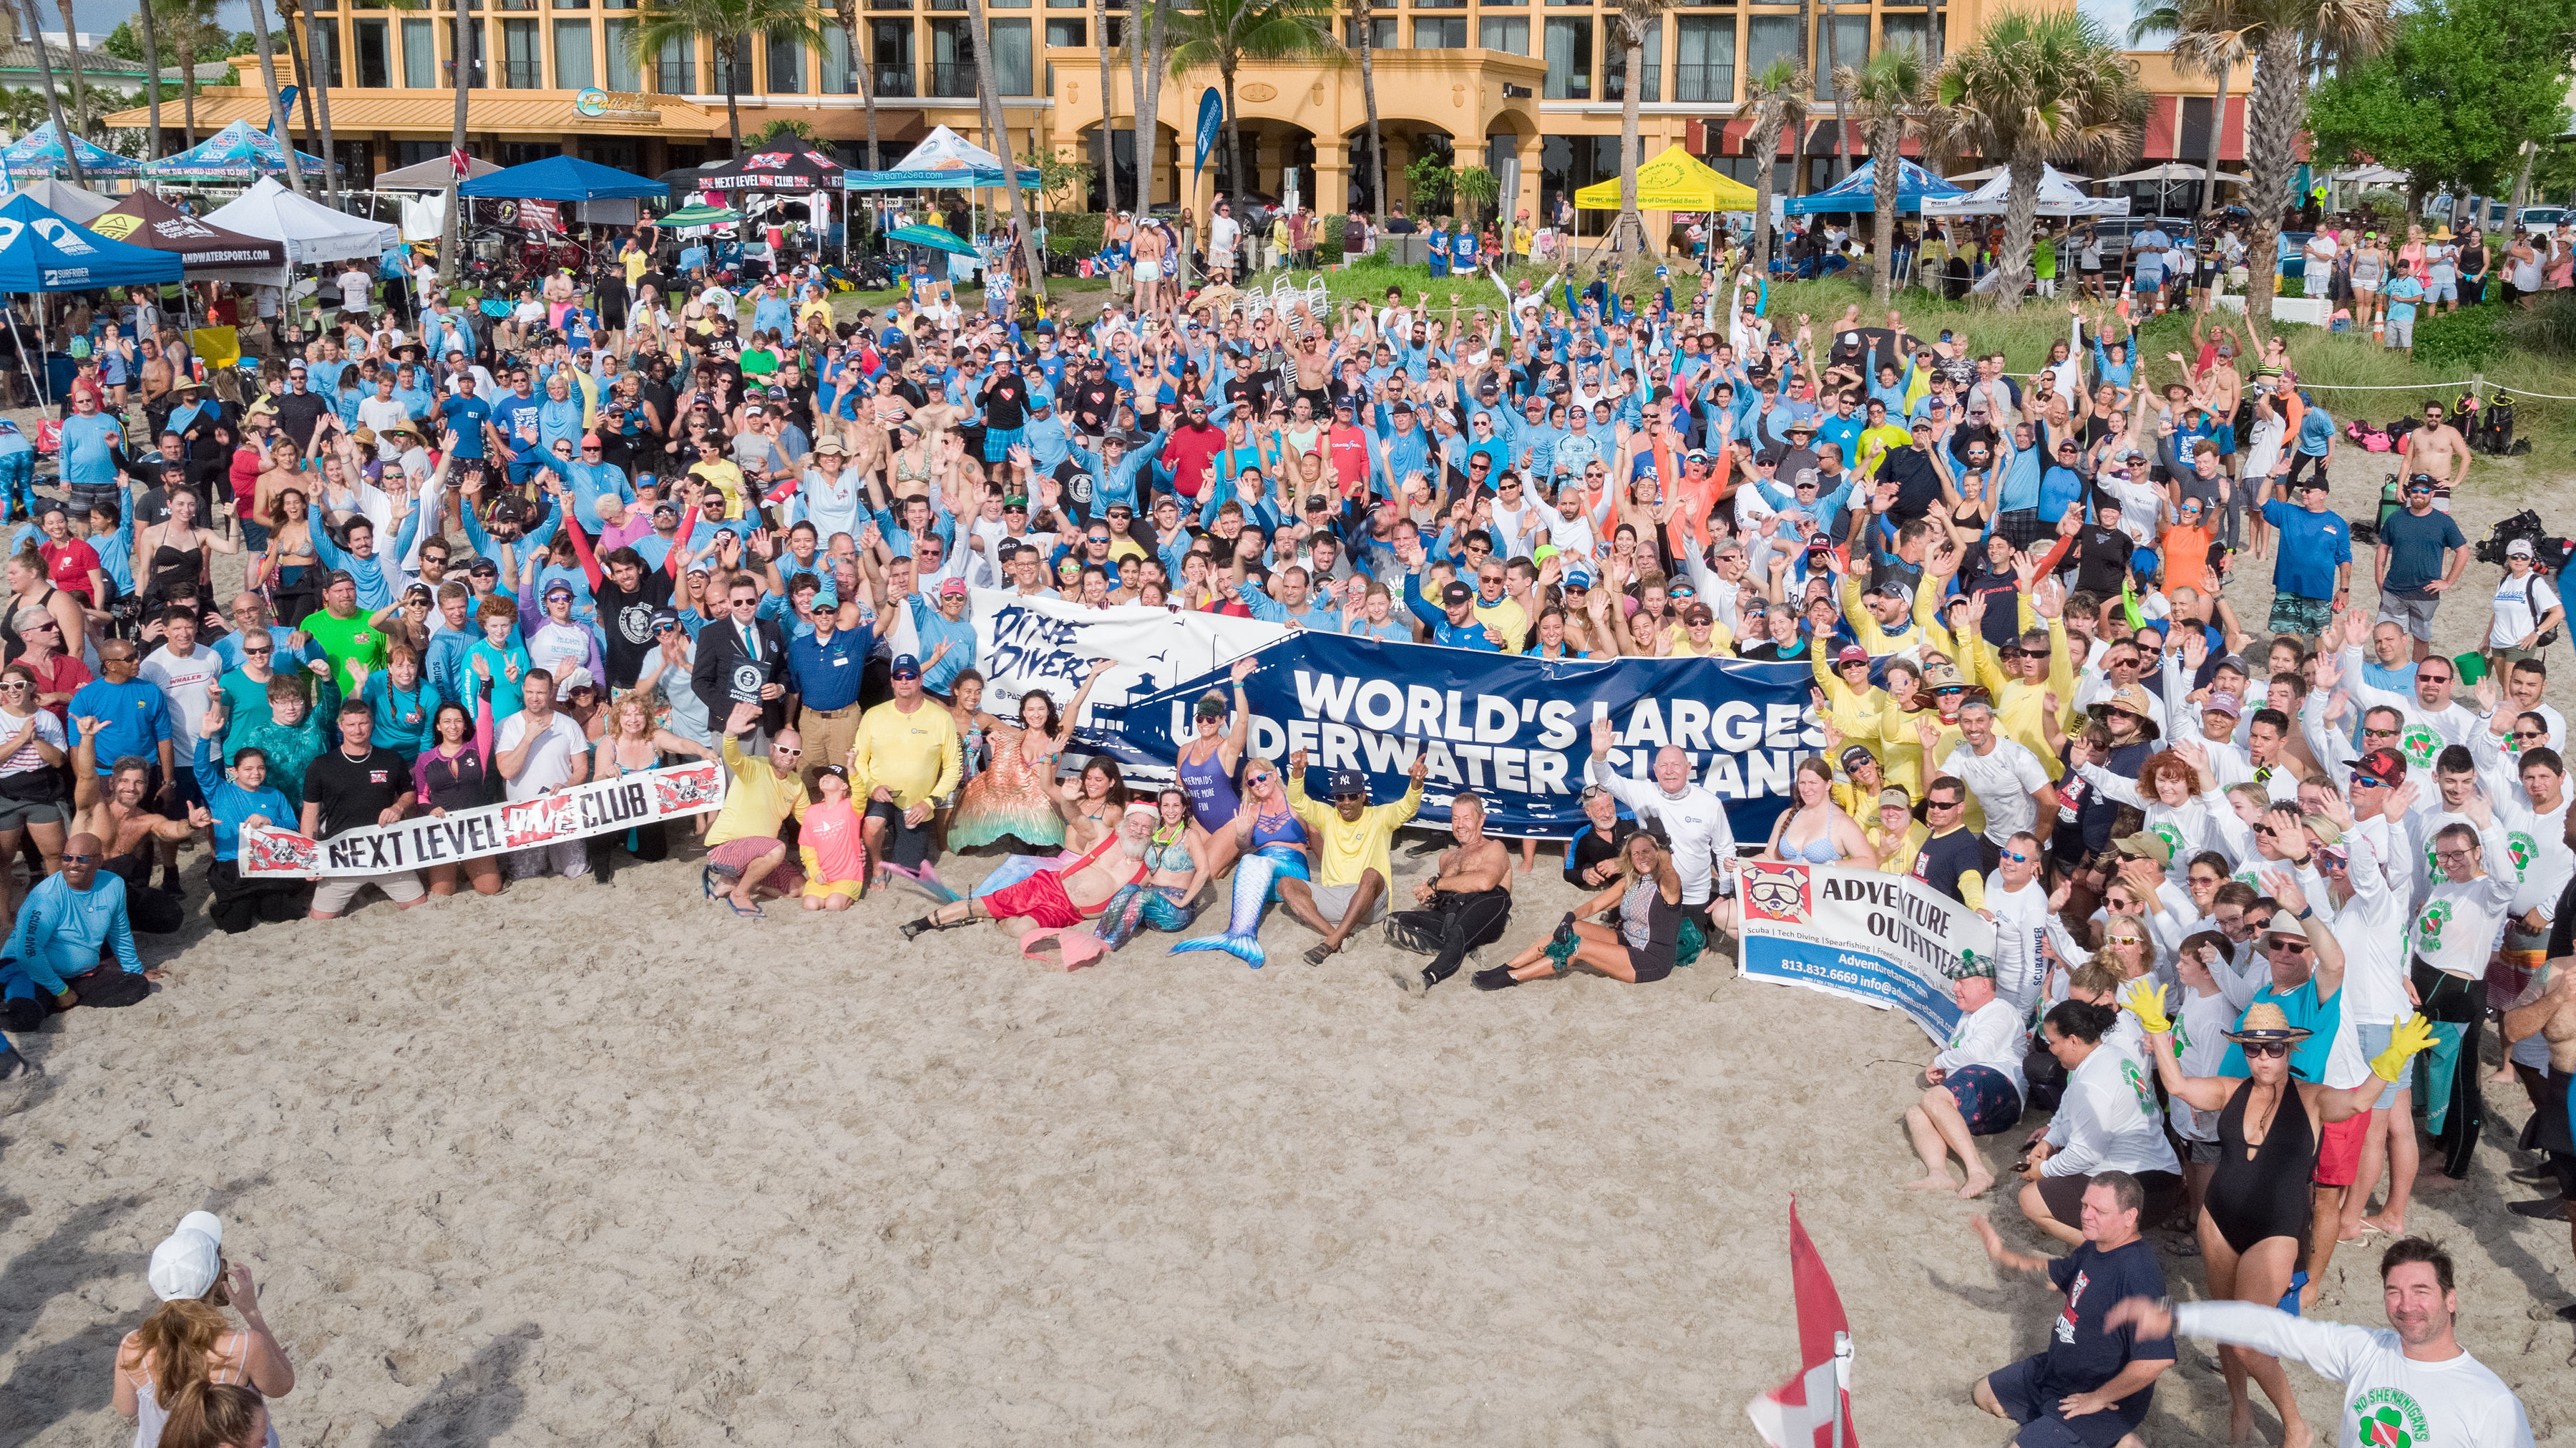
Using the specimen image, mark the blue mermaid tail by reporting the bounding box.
[1171,852,1291,968]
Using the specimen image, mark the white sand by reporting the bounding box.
[2,422,2573,1445]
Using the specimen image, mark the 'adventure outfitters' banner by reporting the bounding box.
[1082,635,1819,841]
[1733,862,1990,1044]
[239,761,727,878]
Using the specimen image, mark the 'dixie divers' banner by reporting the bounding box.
[930,590,1286,720]
[1733,862,1991,1044]
[239,762,728,878]
[1080,635,1820,841]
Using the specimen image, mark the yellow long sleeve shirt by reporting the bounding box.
[1811,635,1890,745]
[850,697,963,808]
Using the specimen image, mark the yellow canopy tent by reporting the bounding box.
[1572,145,1757,211]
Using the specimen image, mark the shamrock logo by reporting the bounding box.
[2152,821,2184,857]
[2400,725,2441,769]
[2415,898,2452,951]
[2121,1059,2157,1119]
[2508,830,2537,879]
[2358,1404,2411,1448]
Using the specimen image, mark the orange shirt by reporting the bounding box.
[2162,522,2216,596]
[796,794,869,883]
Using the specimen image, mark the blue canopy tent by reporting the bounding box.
[1782,158,1965,215]
[0,121,142,181]
[143,120,334,181]
[458,155,665,200]
[0,192,183,404]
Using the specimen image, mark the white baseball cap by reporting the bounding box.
[147,1211,225,1302]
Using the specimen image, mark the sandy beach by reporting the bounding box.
[3,423,2574,1445]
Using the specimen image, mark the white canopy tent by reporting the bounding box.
[2104,162,2250,185]
[203,176,399,265]
[374,155,503,191]
[1921,164,2129,218]
[888,125,1009,173]
[8,178,117,223]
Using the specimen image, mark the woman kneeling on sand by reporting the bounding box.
[1473,830,1694,990]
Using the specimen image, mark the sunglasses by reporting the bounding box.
[2513,729,2550,741]
[1999,850,2031,864]
[772,745,801,757]
[2240,1041,2293,1059]
[1243,771,1275,786]
[0,683,27,693]
[2106,933,2145,946]
[2268,939,2311,955]
[1927,797,1963,810]
[62,852,95,864]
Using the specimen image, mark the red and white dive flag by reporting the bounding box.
[1745,1197,1857,1448]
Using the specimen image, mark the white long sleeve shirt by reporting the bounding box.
[1593,767,1737,907]
[2172,1301,2534,1448]
[2042,1039,2182,1179]
[1985,878,2051,1014]
[1935,997,2029,1098]
[2330,822,2417,1029]
[2410,819,2519,981]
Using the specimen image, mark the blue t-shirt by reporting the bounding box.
[2376,505,2466,595]
[2295,405,2335,457]
[2261,500,2351,600]
[2384,274,2426,322]
[441,395,494,458]
[2031,1240,2175,1431]
[58,413,122,486]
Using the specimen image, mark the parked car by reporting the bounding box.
[2517,205,2569,233]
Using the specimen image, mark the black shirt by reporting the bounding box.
[982,372,1030,430]
[303,744,413,840]
[2032,1240,2175,1431]
[2070,523,2136,597]
[1565,821,1631,889]
[1913,825,1987,905]
[1070,379,1118,434]
[274,390,328,450]
[596,569,677,690]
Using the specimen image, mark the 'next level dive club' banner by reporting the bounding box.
[240,762,728,878]
[1735,861,1990,1044]
[1083,636,1821,841]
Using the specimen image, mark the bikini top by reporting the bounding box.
[1248,805,1307,852]
[1782,805,1845,865]
[1143,823,1196,875]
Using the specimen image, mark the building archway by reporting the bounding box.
[1073,120,1184,211]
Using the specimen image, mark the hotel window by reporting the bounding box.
[1413,16,1465,47]
[1880,11,1928,56]
[498,0,534,12]
[767,31,804,92]
[555,19,594,88]
[822,24,856,91]
[870,0,909,9]
[872,21,914,94]
[1344,16,1395,47]
[654,33,690,92]
[1542,16,1591,99]
[1045,17,1084,47]
[1601,16,1659,102]
[927,18,975,94]
[1048,0,1084,8]
[1744,14,1797,82]
[401,17,436,85]
[555,0,588,8]
[501,18,542,84]
[988,19,1033,92]
[313,22,345,84]
[1813,12,1866,96]
[711,36,750,93]
[1674,15,1731,103]
[1417,0,1465,10]
[1478,15,1528,52]
[605,17,641,88]
[354,19,392,87]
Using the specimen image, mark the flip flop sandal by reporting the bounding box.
[1302,943,1337,966]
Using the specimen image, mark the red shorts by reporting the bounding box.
[982,869,1083,928]
[2314,1110,2369,1187]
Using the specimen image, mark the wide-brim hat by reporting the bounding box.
[2223,1001,2313,1044]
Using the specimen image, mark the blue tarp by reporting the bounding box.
[1783,157,1966,215]
[459,155,665,201]
[0,192,182,291]
[843,167,1040,193]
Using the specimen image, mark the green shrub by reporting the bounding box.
[1316,240,1345,266]
[2416,303,2507,371]
[2499,293,2576,360]
[1046,210,1106,257]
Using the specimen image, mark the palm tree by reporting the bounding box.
[1090,0,1113,204]
[1127,1,1147,211]
[1840,43,1928,301]
[630,0,827,154]
[1743,57,1807,283]
[13,0,81,181]
[1822,0,1851,178]
[272,0,326,174]
[828,0,880,168]
[245,0,307,195]
[155,0,220,149]
[1134,0,1169,215]
[1163,0,1340,223]
[49,0,86,129]
[2132,0,2250,218]
[136,0,162,162]
[1353,0,1384,223]
[302,0,345,204]
[1788,0,1811,198]
[962,0,1046,301]
[437,0,470,285]
[1609,0,1671,257]
[2238,0,2391,326]
[1933,7,2144,310]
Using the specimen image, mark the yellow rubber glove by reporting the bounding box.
[2118,978,2172,1036]
[2369,1014,2438,1084]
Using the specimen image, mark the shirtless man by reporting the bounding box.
[2504,956,2576,1319]
[904,801,1156,942]
[1387,791,1516,990]
[2399,400,2471,510]
[64,752,195,935]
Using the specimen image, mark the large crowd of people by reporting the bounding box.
[3,200,2567,1447]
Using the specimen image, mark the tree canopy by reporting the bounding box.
[2306,0,2576,196]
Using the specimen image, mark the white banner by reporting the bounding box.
[914,591,1287,725]
[240,761,728,878]
[1732,861,1992,1044]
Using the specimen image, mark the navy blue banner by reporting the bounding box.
[1079,636,1823,841]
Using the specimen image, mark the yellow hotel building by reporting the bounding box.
[111,1,2235,230]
